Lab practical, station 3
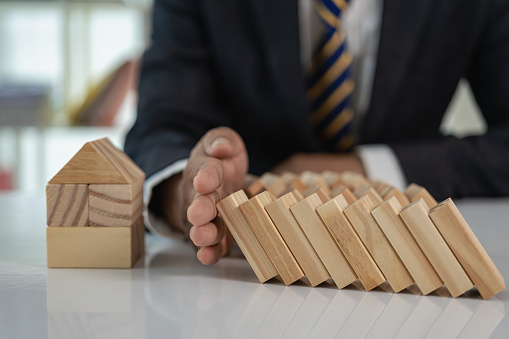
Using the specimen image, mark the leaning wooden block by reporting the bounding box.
[400,199,473,297]
[318,195,385,291]
[240,191,304,285]
[289,177,308,194]
[329,185,357,205]
[353,186,384,205]
[381,187,410,208]
[217,190,277,283]
[344,195,414,292]
[404,183,437,209]
[340,171,370,190]
[321,170,341,187]
[260,173,287,198]
[303,184,330,203]
[279,171,297,185]
[89,182,143,227]
[245,179,265,198]
[266,193,330,286]
[429,199,505,299]
[46,184,89,226]
[371,197,442,295]
[291,194,357,289]
[46,219,144,268]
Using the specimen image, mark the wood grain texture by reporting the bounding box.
[49,143,127,184]
[240,192,304,285]
[429,199,505,299]
[371,197,442,295]
[353,186,384,206]
[89,183,143,227]
[329,185,357,205]
[46,220,144,268]
[344,195,414,292]
[381,187,410,208]
[291,193,357,289]
[49,138,144,184]
[400,199,473,297]
[266,193,330,286]
[46,184,89,226]
[317,195,386,291]
[217,190,277,283]
[90,138,145,184]
[404,183,437,209]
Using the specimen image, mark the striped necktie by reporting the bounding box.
[307,0,355,152]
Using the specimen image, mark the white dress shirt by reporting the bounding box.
[143,0,406,238]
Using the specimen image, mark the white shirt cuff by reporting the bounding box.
[356,144,407,191]
[143,158,189,240]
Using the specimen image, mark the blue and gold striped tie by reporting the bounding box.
[307,0,355,152]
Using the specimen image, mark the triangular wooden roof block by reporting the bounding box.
[49,138,145,184]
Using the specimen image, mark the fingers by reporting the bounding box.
[192,159,224,195]
[196,229,231,265]
[200,127,244,159]
[189,219,225,247]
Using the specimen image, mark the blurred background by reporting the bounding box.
[0,0,486,194]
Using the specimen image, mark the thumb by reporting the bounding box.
[203,128,238,158]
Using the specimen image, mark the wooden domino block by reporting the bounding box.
[344,195,414,292]
[340,171,370,190]
[289,177,308,193]
[400,199,473,297]
[291,193,357,289]
[265,193,330,286]
[404,183,437,209]
[279,171,297,185]
[279,186,305,202]
[240,191,304,285]
[329,184,357,205]
[317,195,385,291]
[89,183,143,227]
[299,171,320,185]
[353,186,384,206]
[429,199,505,299]
[321,170,341,187]
[380,187,410,207]
[371,197,442,295]
[245,179,265,198]
[303,184,330,203]
[46,184,89,226]
[217,190,277,283]
[260,173,287,198]
[46,219,144,268]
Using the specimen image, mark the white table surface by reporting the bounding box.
[1,193,508,339]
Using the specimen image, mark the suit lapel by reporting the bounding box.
[362,0,432,142]
[250,0,322,151]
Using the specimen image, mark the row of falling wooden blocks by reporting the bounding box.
[217,170,505,299]
[46,138,145,268]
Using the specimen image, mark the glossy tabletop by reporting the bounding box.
[1,193,508,338]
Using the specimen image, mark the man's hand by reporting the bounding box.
[157,127,248,265]
[271,153,365,176]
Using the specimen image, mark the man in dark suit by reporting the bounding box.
[125,0,509,265]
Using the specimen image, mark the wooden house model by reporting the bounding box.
[46,138,145,268]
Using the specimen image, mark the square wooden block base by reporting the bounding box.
[47,219,145,268]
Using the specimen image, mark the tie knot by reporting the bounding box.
[314,0,350,28]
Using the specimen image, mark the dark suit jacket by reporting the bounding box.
[125,0,509,200]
